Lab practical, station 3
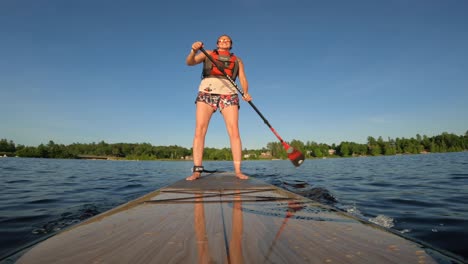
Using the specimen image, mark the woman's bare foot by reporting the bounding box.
[235,172,249,180]
[186,172,201,181]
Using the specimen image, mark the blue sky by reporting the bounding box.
[1,0,467,149]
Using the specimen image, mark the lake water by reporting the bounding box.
[1,152,467,262]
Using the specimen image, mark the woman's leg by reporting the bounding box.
[221,106,249,179]
[186,102,214,180]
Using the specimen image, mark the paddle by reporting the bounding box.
[199,47,305,167]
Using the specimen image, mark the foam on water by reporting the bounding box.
[368,214,395,229]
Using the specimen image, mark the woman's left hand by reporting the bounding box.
[242,93,252,102]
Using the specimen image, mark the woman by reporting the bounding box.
[185,35,251,180]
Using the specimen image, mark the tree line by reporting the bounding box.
[1,131,467,160]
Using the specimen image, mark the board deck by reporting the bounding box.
[16,172,442,263]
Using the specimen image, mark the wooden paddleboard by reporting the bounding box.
[15,172,442,263]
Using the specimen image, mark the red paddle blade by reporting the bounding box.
[283,143,305,167]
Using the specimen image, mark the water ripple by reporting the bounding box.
[449,173,468,180]
[26,198,61,205]
[388,198,442,207]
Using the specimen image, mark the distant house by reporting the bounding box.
[260,151,272,158]
[328,149,336,155]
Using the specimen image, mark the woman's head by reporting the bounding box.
[217,35,233,50]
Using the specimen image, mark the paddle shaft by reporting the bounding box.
[199,47,287,145]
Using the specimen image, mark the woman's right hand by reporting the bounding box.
[191,41,203,52]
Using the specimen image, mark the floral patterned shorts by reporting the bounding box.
[195,92,239,112]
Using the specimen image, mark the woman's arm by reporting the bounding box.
[237,58,251,101]
[186,41,207,66]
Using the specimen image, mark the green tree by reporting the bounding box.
[0,139,16,153]
[313,148,323,158]
[383,142,396,155]
[16,146,40,157]
[337,142,351,157]
[267,142,284,159]
[4,130,467,160]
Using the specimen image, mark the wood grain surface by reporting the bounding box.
[16,172,438,264]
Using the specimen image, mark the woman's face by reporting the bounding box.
[217,36,232,50]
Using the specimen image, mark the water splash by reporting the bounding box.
[400,229,411,234]
[343,205,363,217]
[368,214,394,228]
